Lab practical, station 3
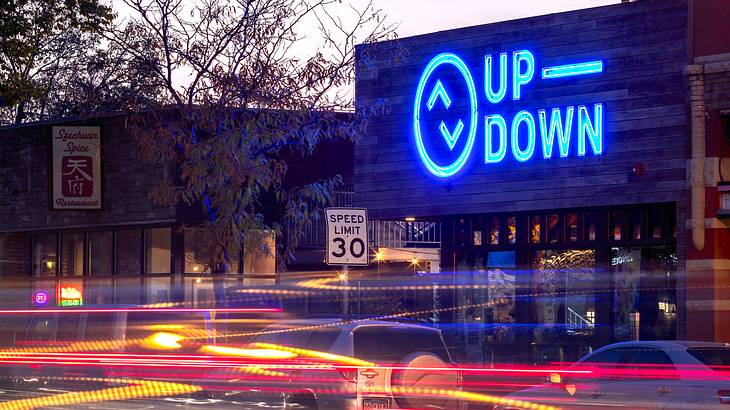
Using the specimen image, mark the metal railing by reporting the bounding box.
[288,186,353,248]
[567,307,594,329]
[287,186,441,249]
[368,220,441,248]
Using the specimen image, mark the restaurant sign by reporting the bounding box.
[51,126,102,209]
[413,50,604,178]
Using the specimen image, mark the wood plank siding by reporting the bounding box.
[353,0,689,220]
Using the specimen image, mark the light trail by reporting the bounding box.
[0,377,201,410]
[0,307,281,314]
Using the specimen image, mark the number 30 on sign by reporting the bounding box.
[325,208,369,266]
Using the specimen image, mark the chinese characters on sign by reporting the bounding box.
[51,126,102,209]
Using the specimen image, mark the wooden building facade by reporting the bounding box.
[354,0,730,363]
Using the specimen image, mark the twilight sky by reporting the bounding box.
[372,0,619,38]
[109,0,621,93]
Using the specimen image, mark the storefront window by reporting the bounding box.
[115,277,142,304]
[87,231,112,275]
[530,215,541,244]
[473,230,482,246]
[532,249,597,344]
[612,245,677,341]
[60,233,84,276]
[185,229,240,273]
[86,278,114,305]
[489,217,499,245]
[33,234,57,276]
[649,208,665,239]
[547,214,560,243]
[566,213,578,242]
[506,216,516,244]
[630,208,642,240]
[610,210,624,241]
[145,276,170,304]
[145,228,171,274]
[116,229,142,275]
[185,229,210,274]
[584,212,597,241]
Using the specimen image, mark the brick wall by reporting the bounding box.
[0,115,176,232]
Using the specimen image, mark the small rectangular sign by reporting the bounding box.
[325,207,369,266]
[51,126,102,210]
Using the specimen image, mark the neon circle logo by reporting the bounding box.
[413,53,478,178]
[34,291,49,306]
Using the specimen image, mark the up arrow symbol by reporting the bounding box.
[426,79,463,151]
[426,80,451,111]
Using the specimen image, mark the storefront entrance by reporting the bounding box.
[442,203,678,365]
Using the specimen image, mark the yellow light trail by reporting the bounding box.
[200,345,298,359]
[253,342,376,367]
[389,386,561,410]
[0,378,200,410]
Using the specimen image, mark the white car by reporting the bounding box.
[495,341,730,410]
[211,319,464,410]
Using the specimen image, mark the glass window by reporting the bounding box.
[566,213,578,242]
[648,207,665,239]
[489,217,499,245]
[610,210,625,241]
[185,229,240,274]
[145,276,170,304]
[533,249,597,340]
[687,348,730,367]
[547,214,560,243]
[116,229,141,275]
[87,278,114,305]
[33,234,57,276]
[582,348,627,366]
[185,229,210,273]
[584,212,597,241]
[115,277,142,304]
[354,326,450,363]
[87,231,112,275]
[145,228,171,274]
[473,230,482,246]
[506,216,516,244]
[0,233,30,276]
[530,215,541,244]
[60,233,84,276]
[630,208,642,240]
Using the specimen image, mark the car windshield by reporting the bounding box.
[687,347,730,367]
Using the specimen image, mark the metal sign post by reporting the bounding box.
[325,208,368,316]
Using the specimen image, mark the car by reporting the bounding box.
[494,340,730,410]
[205,318,465,410]
[1,306,215,388]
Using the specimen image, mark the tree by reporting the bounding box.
[0,0,116,124]
[110,0,396,301]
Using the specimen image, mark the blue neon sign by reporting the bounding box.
[413,50,604,178]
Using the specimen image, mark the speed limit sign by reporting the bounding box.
[325,208,369,266]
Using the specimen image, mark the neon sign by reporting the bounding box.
[34,291,49,306]
[413,50,604,178]
[58,285,83,307]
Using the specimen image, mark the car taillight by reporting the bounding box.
[718,390,730,404]
[339,370,357,383]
